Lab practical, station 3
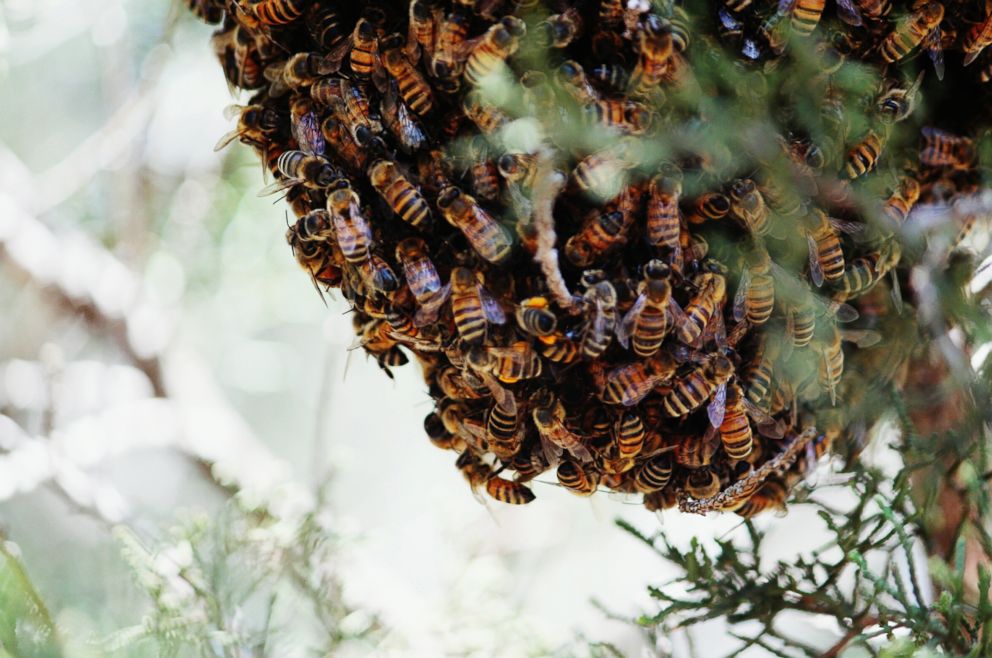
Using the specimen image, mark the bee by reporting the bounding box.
[589,62,630,92]
[832,252,886,300]
[341,17,381,80]
[685,192,731,225]
[533,396,594,463]
[685,468,721,499]
[437,186,514,265]
[600,354,678,406]
[661,354,735,427]
[187,0,225,23]
[320,116,371,173]
[717,382,755,460]
[556,460,599,495]
[879,2,944,66]
[882,176,921,226]
[447,267,507,344]
[462,90,510,135]
[843,129,885,179]
[466,137,501,203]
[876,72,924,124]
[465,17,526,86]
[920,127,975,170]
[628,24,674,96]
[733,246,775,326]
[289,95,325,156]
[579,280,618,360]
[380,37,435,116]
[326,184,372,265]
[728,179,771,237]
[735,478,788,517]
[406,0,438,62]
[214,104,281,152]
[498,152,539,191]
[395,237,448,311]
[380,80,429,153]
[424,412,466,452]
[615,411,645,459]
[675,433,718,468]
[818,325,845,404]
[677,271,728,347]
[238,0,306,26]
[515,297,558,341]
[486,476,536,504]
[583,99,652,135]
[510,450,549,482]
[266,52,338,96]
[572,137,641,201]
[455,451,492,502]
[854,0,890,20]
[618,262,679,357]
[565,209,632,267]
[539,8,582,48]
[962,8,992,65]
[667,5,692,52]
[540,336,582,364]
[646,164,683,252]
[557,60,599,104]
[486,401,523,456]
[634,455,673,493]
[806,209,866,287]
[472,341,543,384]
[307,4,347,51]
[289,208,334,242]
[368,160,433,230]
[432,10,472,84]
[260,151,341,195]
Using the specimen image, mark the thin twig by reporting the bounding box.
[531,151,578,314]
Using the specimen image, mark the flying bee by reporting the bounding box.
[437,186,514,265]
[237,0,306,26]
[878,2,944,66]
[783,287,859,349]
[804,209,865,287]
[380,36,435,116]
[685,192,731,225]
[615,411,645,459]
[600,353,678,406]
[661,354,734,427]
[395,237,449,311]
[455,451,492,503]
[589,62,630,92]
[618,262,680,358]
[557,460,599,495]
[628,23,674,97]
[539,8,583,48]
[533,395,593,464]
[289,95,325,156]
[432,10,472,85]
[733,246,775,326]
[466,137,501,203]
[646,163,683,255]
[259,151,342,195]
[920,127,975,170]
[580,280,618,359]
[876,72,924,124]
[735,478,788,517]
[380,80,429,153]
[844,129,885,179]
[326,184,372,265]
[556,60,599,104]
[572,137,641,201]
[677,271,727,347]
[465,16,526,86]
[962,7,992,65]
[515,297,558,342]
[685,468,721,499]
[214,104,281,152]
[461,90,510,135]
[444,267,507,344]
[728,179,771,237]
[486,476,536,505]
[368,160,433,230]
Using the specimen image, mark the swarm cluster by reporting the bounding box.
[188,0,988,515]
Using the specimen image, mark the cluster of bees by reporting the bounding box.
[188,0,988,515]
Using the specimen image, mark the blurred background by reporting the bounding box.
[0,1,883,656]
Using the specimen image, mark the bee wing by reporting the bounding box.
[214,128,244,152]
[888,271,904,314]
[807,233,825,287]
[742,399,785,438]
[707,383,727,429]
[294,111,326,155]
[666,297,688,328]
[481,373,516,414]
[820,349,837,406]
[479,286,507,325]
[830,301,859,322]
[222,104,246,120]
[732,268,750,322]
[776,0,797,15]
[258,177,302,196]
[834,0,863,26]
[926,26,945,81]
[569,442,595,463]
[828,217,866,235]
[841,329,881,348]
[319,38,351,75]
[617,294,646,349]
[263,61,286,83]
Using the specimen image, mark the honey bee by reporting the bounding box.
[844,129,885,179]
[579,280,618,359]
[618,262,679,357]
[214,104,281,152]
[646,164,683,252]
[486,401,523,455]
[540,336,582,364]
[875,72,924,124]
[368,160,433,230]
[600,353,677,406]
[509,450,549,482]
[237,0,306,26]
[424,412,466,452]
[572,137,641,201]
[486,476,536,504]
[461,90,510,135]
[466,137,501,203]
[380,36,435,116]
[735,478,788,517]
[407,0,440,62]
[533,396,594,463]
[677,271,728,347]
[465,17,526,86]
[733,246,775,326]
[515,297,558,341]
[320,116,371,173]
[455,451,493,502]
[685,468,721,499]
[818,325,845,404]
[471,341,543,384]
[380,80,429,153]
[565,209,632,267]
[289,209,334,242]
[806,208,866,287]
[289,95,325,156]
[583,99,652,135]
[882,176,921,226]
[920,127,975,170]
[497,152,539,191]
[266,52,338,96]
[557,60,599,104]
[589,62,631,92]
[539,8,583,48]
[431,10,472,85]
[557,460,600,495]
[718,382,754,460]
[260,151,342,195]
[356,253,400,295]
[685,192,731,225]
[307,4,346,51]
[615,411,645,459]
[661,354,734,427]
[879,2,944,66]
[437,186,514,265]
[832,252,886,300]
[962,7,992,65]
[327,184,372,265]
[395,237,449,310]
[728,179,771,237]
[675,433,718,468]
[340,17,381,80]
[447,267,507,344]
[633,455,673,493]
[628,23,674,97]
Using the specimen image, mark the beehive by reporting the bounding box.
[189,0,989,514]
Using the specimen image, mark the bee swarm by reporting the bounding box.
[191,0,988,515]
